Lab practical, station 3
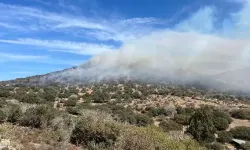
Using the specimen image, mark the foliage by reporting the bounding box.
[230,109,250,120]
[6,104,23,123]
[173,114,191,125]
[159,120,183,132]
[117,126,204,150]
[230,126,250,140]
[243,141,250,150]
[20,105,57,128]
[217,131,233,143]
[188,106,216,142]
[65,98,77,107]
[213,117,229,131]
[0,109,6,122]
[146,106,167,117]
[0,88,10,98]
[70,116,121,148]
[20,91,43,104]
[205,142,225,150]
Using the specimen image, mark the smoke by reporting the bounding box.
[45,1,250,92]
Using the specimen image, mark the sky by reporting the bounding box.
[0,0,249,81]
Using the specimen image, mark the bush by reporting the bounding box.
[213,109,232,124]
[7,104,23,123]
[0,110,6,122]
[20,105,57,128]
[230,109,250,120]
[146,107,166,117]
[20,92,43,104]
[205,142,225,150]
[117,126,204,150]
[41,87,57,102]
[134,114,153,127]
[65,99,77,107]
[213,117,229,131]
[173,114,190,125]
[217,131,233,143]
[230,126,250,140]
[0,88,10,98]
[66,107,80,115]
[243,141,250,150]
[159,120,183,132]
[70,118,121,148]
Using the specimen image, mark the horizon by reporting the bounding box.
[0,0,250,81]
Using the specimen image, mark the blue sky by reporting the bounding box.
[0,0,249,80]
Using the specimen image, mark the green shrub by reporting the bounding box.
[213,117,229,131]
[230,109,250,120]
[159,120,183,132]
[66,107,80,115]
[173,114,190,125]
[230,126,250,140]
[70,118,121,147]
[146,107,166,117]
[41,87,57,102]
[243,141,250,150]
[65,99,77,107]
[134,113,153,126]
[20,92,43,104]
[205,142,225,150]
[217,131,233,143]
[7,104,23,123]
[213,109,232,124]
[0,110,6,122]
[20,105,57,128]
[117,126,204,150]
[0,88,10,98]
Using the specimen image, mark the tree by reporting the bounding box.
[188,106,216,142]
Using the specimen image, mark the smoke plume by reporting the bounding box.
[45,1,250,92]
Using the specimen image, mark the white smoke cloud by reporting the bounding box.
[47,1,250,91]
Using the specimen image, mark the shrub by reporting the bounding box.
[65,99,77,107]
[159,120,183,132]
[217,131,233,143]
[0,89,10,98]
[66,107,80,115]
[146,107,166,117]
[0,110,6,122]
[230,109,250,120]
[117,126,204,150]
[7,104,23,123]
[20,92,43,104]
[205,142,225,150]
[230,126,250,140]
[243,141,250,150]
[213,117,229,131]
[41,87,57,102]
[70,118,121,148]
[173,114,191,125]
[134,113,153,126]
[213,109,232,124]
[20,105,57,128]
